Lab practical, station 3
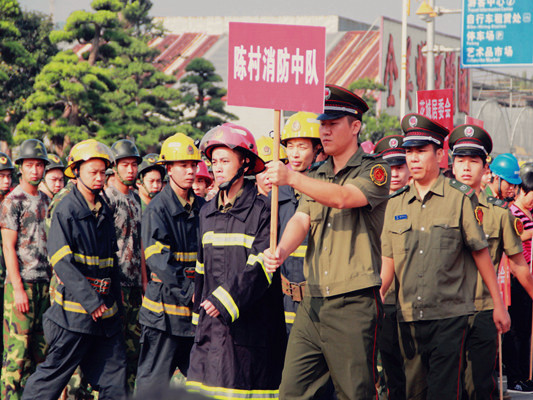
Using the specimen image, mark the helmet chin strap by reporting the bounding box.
[75,170,102,195]
[43,181,56,198]
[218,164,247,192]
[138,179,160,199]
[169,173,191,193]
[114,167,136,187]
[27,178,42,187]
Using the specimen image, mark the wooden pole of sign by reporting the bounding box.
[499,333,503,400]
[270,110,281,251]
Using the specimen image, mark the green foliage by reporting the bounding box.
[348,78,401,143]
[0,1,58,142]
[180,58,237,134]
[16,51,117,155]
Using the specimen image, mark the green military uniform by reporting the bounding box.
[381,114,489,400]
[382,175,487,399]
[374,135,407,400]
[279,85,390,400]
[448,124,522,399]
[463,193,522,399]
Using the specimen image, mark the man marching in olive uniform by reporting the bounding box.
[1,139,51,400]
[380,114,510,400]
[449,124,533,398]
[265,85,390,399]
[374,135,410,400]
[277,112,322,334]
[136,133,202,392]
[22,139,127,400]
[106,139,144,392]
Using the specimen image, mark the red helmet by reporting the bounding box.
[196,160,213,185]
[200,123,265,175]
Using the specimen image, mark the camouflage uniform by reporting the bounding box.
[105,185,142,393]
[0,185,50,399]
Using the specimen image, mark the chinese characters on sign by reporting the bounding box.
[383,32,470,115]
[417,89,455,131]
[228,22,326,113]
[417,88,454,168]
[462,0,533,67]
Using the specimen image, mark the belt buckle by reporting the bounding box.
[290,282,303,302]
[100,278,111,294]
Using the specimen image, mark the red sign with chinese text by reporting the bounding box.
[417,89,454,131]
[227,22,326,113]
[417,89,454,169]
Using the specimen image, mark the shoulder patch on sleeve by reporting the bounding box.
[514,217,524,236]
[370,164,388,186]
[389,185,409,198]
[449,179,475,198]
[487,196,509,209]
[475,206,483,225]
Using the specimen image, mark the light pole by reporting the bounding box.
[400,0,408,118]
[416,1,461,91]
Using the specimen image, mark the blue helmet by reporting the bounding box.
[489,153,522,185]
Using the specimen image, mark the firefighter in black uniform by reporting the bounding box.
[187,123,287,400]
[22,139,127,400]
[136,133,204,392]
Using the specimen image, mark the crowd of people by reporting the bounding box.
[0,84,532,400]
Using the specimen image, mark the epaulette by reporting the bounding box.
[307,160,326,172]
[389,185,409,198]
[449,179,475,198]
[487,196,509,209]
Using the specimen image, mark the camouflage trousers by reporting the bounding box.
[122,286,142,394]
[2,281,50,400]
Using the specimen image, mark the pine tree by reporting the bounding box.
[349,78,401,143]
[180,58,237,136]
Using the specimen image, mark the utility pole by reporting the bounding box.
[400,0,409,118]
[426,0,435,90]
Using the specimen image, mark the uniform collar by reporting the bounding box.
[319,146,365,179]
[477,190,489,208]
[160,184,199,216]
[71,185,110,220]
[407,173,446,203]
[205,180,257,222]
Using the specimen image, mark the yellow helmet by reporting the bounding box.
[64,139,113,179]
[281,112,321,145]
[256,136,287,164]
[158,133,201,164]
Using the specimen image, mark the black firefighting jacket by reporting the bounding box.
[140,184,204,337]
[45,185,123,337]
[278,185,307,326]
[188,180,286,392]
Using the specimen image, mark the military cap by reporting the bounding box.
[373,135,405,166]
[317,84,369,121]
[401,113,449,148]
[449,124,493,158]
